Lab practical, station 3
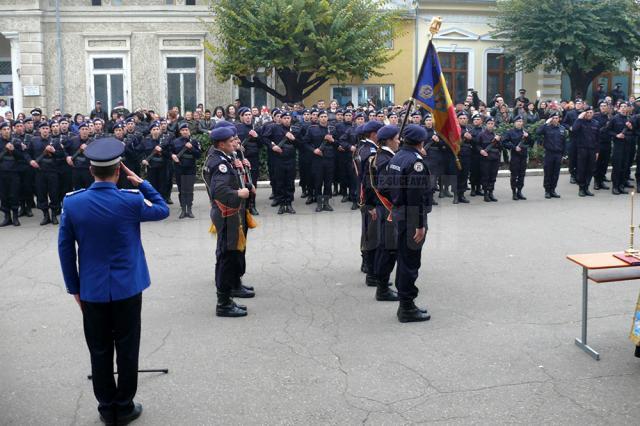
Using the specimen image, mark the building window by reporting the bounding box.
[91,0,102,6]
[167,56,198,113]
[330,85,394,108]
[90,55,126,112]
[237,71,268,108]
[440,52,468,104]
[486,53,515,105]
[186,0,196,4]
[560,60,632,102]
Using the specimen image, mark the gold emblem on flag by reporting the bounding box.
[419,84,433,99]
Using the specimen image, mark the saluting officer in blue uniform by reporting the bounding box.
[58,138,169,425]
[384,124,432,323]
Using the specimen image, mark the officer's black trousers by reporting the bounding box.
[543,152,562,192]
[361,207,378,271]
[35,170,60,211]
[456,152,471,194]
[611,141,628,189]
[215,250,243,296]
[246,155,260,187]
[337,153,354,197]
[576,148,597,188]
[469,151,481,188]
[60,165,73,196]
[0,170,20,212]
[147,165,166,196]
[164,163,174,200]
[568,136,578,178]
[72,168,93,190]
[625,141,636,182]
[509,153,527,190]
[480,158,499,191]
[174,169,195,208]
[312,156,335,197]
[82,293,141,418]
[299,152,312,194]
[374,205,397,285]
[595,142,611,184]
[19,168,35,207]
[394,219,423,302]
[274,161,296,204]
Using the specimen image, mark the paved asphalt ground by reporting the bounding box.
[2,174,640,425]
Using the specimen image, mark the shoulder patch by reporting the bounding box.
[121,188,140,194]
[390,164,401,171]
[143,199,153,207]
[65,188,86,197]
[413,162,425,172]
[218,164,228,173]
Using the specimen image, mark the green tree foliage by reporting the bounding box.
[492,0,640,99]
[205,0,401,104]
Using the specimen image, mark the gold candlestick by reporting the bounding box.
[626,191,639,256]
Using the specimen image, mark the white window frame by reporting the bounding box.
[86,53,130,113]
[165,54,199,113]
[435,46,475,100]
[160,51,204,115]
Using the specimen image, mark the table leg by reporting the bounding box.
[574,266,600,360]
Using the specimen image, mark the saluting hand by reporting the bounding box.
[120,163,143,187]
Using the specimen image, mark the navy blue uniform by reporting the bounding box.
[58,180,168,420]
[358,139,380,272]
[236,122,261,187]
[64,135,94,190]
[572,117,599,189]
[263,124,299,205]
[13,133,36,212]
[469,124,484,194]
[562,108,580,179]
[0,135,25,215]
[607,113,634,191]
[171,136,201,210]
[372,147,397,287]
[338,124,360,202]
[476,129,501,192]
[140,135,171,195]
[30,136,65,212]
[501,127,531,191]
[457,124,473,197]
[592,112,611,185]
[384,145,431,302]
[536,123,566,193]
[303,124,337,198]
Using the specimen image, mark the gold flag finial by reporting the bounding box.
[429,16,442,35]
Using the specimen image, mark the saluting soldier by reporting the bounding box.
[29,121,65,225]
[593,101,612,190]
[0,121,24,226]
[384,124,431,322]
[537,113,566,199]
[207,126,255,317]
[572,107,599,197]
[171,122,201,219]
[236,107,261,215]
[370,125,400,302]
[477,117,502,202]
[501,116,531,200]
[64,122,94,190]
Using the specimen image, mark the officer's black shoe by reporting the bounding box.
[25,207,33,217]
[517,190,527,200]
[278,204,286,214]
[365,274,378,287]
[270,199,280,207]
[0,212,11,227]
[351,201,359,210]
[475,188,484,196]
[249,206,259,216]
[178,207,187,219]
[116,402,143,425]
[594,182,601,190]
[570,176,577,184]
[39,210,51,226]
[360,259,368,274]
[269,192,275,200]
[612,187,621,195]
[452,195,459,204]
[603,177,611,182]
[579,188,586,197]
[216,301,248,317]
[635,345,640,358]
[483,191,491,202]
[231,285,255,298]
[585,188,594,196]
[599,182,609,190]
[51,211,59,225]
[305,196,315,205]
[470,186,476,196]
[551,191,561,198]
[323,197,334,212]
[458,194,469,203]
[620,187,629,194]
[625,181,634,188]
[287,204,296,214]
[512,189,518,201]
[376,285,399,301]
[397,300,431,323]
[341,195,350,203]
[18,207,26,217]
[489,191,498,202]
[443,188,453,198]
[11,209,20,226]
[438,190,445,199]
[186,206,194,218]
[239,279,254,291]
[315,199,323,212]
[545,192,552,199]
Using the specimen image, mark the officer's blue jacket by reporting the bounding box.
[58,180,169,302]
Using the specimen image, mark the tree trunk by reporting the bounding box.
[568,71,591,101]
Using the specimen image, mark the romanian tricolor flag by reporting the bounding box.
[412,40,461,160]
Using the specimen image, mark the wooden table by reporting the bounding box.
[566,252,640,360]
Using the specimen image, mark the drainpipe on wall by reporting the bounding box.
[55,0,64,111]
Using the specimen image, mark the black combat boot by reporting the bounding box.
[635,345,640,358]
[0,211,10,227]
[39,209,51,226]
[287,203,296,214]
[470,185,477,197]
[341,195,350,203]
[579,187,586,197]
[512,189,518,201]
[483,190,491,202]
[599,182,609,190]
[584,187,594,196]
[517,189,526,200]
[376,281,399,301]
[216,293,248,317]
[360,255,368,274]
[397,300,431,323]
[270,198,279,207]
[351,200,359,210]
[178,206,187,219]
[305,196,315,205]
[51,209,59,225]
[619,186,629,194]
[458,193,469,203]
[315,197,323,212]
[551,191,561,198]
[231,281,255,298]
[453,193,459,204]
[11,209,20,226]
[489,191,498,202]
[365,273,378,287]
[594,182,601,190]
[570,176,577,184]
[545,192,552,199]
[322,196,334,212]
[249,199,259,216]
[186,205,195,218]
[278,204,286,214]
